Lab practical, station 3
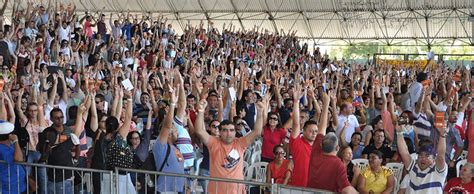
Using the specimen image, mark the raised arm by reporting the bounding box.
[57,71,68,102]
[244,96,267,146]
[73,97,89,137]
[291,83,304,138]
[15,88,27,123]
[318,90,331,135]
[435,124,447,171]
[48,74,58,106]
[195,99,211,145]
[158,85,178,143]
[117,90,133,139]
[89,91,98,132]
[4,93,15,124]
[396,123,412,168]
[175,69,186,120]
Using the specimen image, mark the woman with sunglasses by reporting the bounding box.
[261,113,287,163]
[266,145,293,185]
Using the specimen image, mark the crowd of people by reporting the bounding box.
[0,0,474,194]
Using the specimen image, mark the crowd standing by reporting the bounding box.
[0,1,474,194]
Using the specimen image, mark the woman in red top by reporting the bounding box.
[261,113,287,162]
[444,163,474,193]
[266,145,293,184]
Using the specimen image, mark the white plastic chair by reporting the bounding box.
[386,163,404,194]
[243,161,249,177]
[194,158,203,176]
[456,159,467,177]
[250,150,261,165]
[245,162,268,182]
[254,140,262,153]
[352,159,369,169]
[244,149,252,164]
[460,150,468,160]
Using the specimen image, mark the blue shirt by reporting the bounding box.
[153,138,185,192]
[0,143,26,194]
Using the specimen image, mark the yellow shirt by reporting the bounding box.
[361,166,393,194]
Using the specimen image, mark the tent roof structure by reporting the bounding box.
[6,0,474,46]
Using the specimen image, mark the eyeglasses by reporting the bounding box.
[210,124,219,128]
[237,122,245,126]
[269,117,278,121]
[274,151,285,155]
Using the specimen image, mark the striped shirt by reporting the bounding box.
[413,112,433,140]
[406,159,447,194]
[174,117,195,169]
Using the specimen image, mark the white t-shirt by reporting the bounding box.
[58,26,71,42]
[336,114,360,143]
[405,159,447,194]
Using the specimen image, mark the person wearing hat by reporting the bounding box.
[396,118,447,193]
[0,120,26,194]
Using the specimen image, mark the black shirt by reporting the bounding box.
[361,143,394,163]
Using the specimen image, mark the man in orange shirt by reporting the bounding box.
[194,95,267,194]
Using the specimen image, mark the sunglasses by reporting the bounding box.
[274,151,285,155]
[269,117,278,121]
[210,124,219,128]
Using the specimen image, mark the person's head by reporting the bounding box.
[371,115,384,130]
[0,121,15,141]
[284,98,293,109]
[27,102,39,119]
[337,145,353,162]
[218,120,236,144]
[350,132,362,147]
[368,150,384,170]
[340,89,349,99]
[207,94,218,109]
[416,72,428,83]
[273,145,286,162]
[208,120,220,137]
[302,120,319,142]
[340,102,353,115]
[67,105,77,121]
[374,97,384,110]
[448,110,458,123]
[98,114,108,130]
[460,163,474,182]
[127,131,141,147]
[105,116,120,134]
[140,92,150,105]
[416,144,436,170]
[267,113,280,128]
[321,132,339,154]
[243,90,255,104]
[50,108,64,129]
[373,129,386,146]
[186,94,196,109]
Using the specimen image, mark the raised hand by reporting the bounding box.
[170,84,178,104]
[322,90,331,104]
[197,99,208,112]
[256,101,265,112]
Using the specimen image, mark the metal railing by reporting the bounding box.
[0,160,113,194]
[0,160,333,194]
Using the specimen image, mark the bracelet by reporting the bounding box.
[126,98,133,101]
[396,132,404,136]
[171,103,176,106]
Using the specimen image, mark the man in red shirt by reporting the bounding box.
[288,84,317,187]
[306,90,357,193]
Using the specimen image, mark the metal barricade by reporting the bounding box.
[276,184,334,194]
[115,167,274,194]
[0,160,113,194]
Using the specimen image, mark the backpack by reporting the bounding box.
[106,133,134,170]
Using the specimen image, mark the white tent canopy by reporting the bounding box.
[5,0,474,46]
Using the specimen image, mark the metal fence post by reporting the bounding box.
[115,168,119,194]
[271,183,279,194]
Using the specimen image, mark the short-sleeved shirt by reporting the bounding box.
[261,126,287,160]
[362,144,394,162]
[0,143,26,194]
[307,134,351,192]
[174,117,194,168]
[406,159,447,194]
[444,177,474,193]
[288,135,312,187]
[207,136,247,194]
[152,138,185,193]
[336,114,360,143]
[360,166,393,193]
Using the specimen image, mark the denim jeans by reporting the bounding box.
[198,168,210,194]
[48,179,73,194]
[26,151,47,194]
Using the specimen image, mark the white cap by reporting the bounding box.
[0,120,15,135]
